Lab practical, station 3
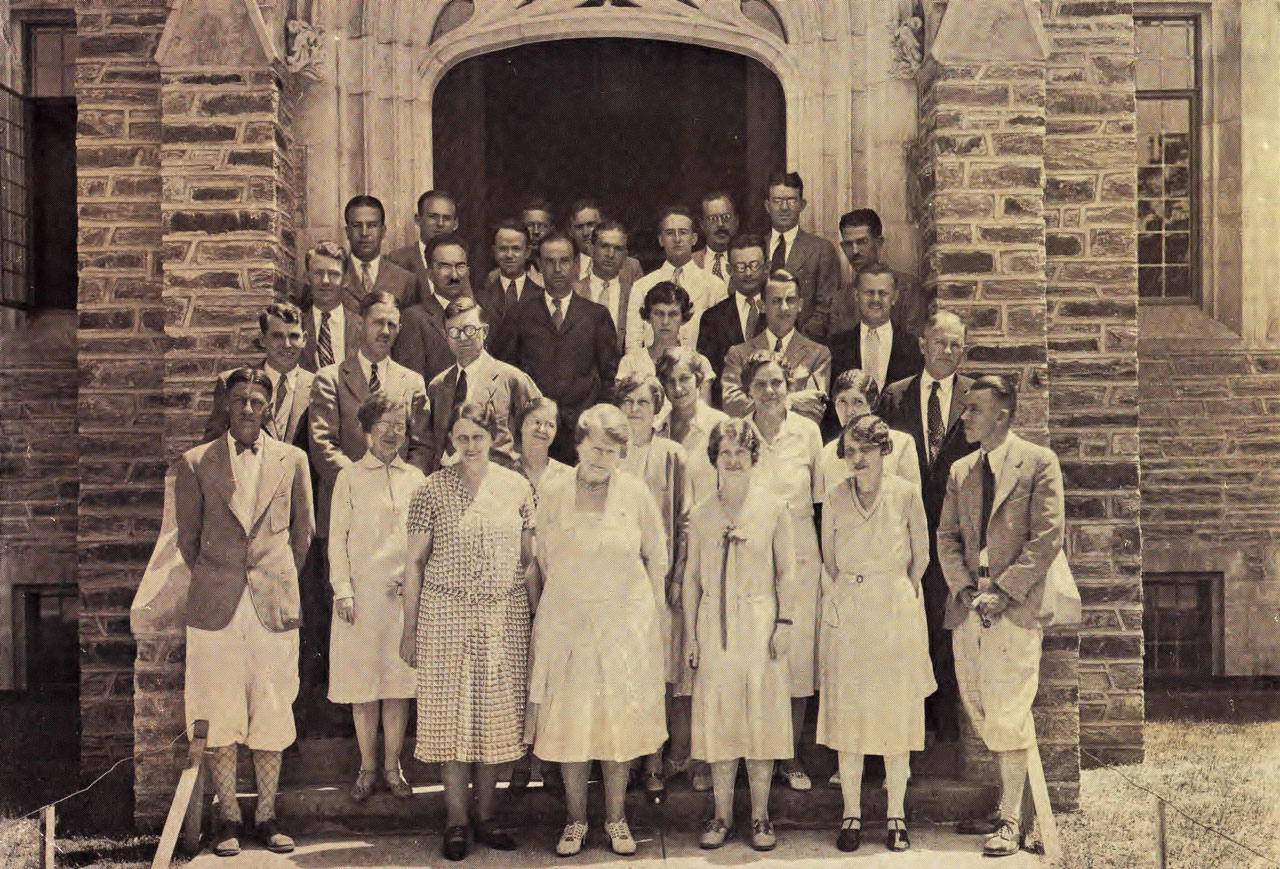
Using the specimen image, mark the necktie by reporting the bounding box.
[317,311,334,367]
[272,375,288,435]
[672,266,683,287]
[361,261,373,295]
[979,451,996,552]
[770,234,787,273]
[927,380,944,463]
[712,252,724,280]
[368,361,381,394]
[233,439,258,456]
[598,279,610,305]
[744,297,761,339]
[773,334,784,353]
[452,365,468,410]
[505,279,518,309]
[551,297,564,331]
[864,327,881,389]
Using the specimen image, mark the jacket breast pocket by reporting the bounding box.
[267,491,290,533]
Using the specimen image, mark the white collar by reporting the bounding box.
[262,362,295,389]
[458,350,490,377]
[982,431,1012,470]
[433,292,454,314]
[313,303,343,322]
[353,254,380,278]
[764,327,794,353]
[860,319,893,341]
[769,225,800,248]
[920,369,955,395]
[226,430,265,457]
[545,291,572,317]
[357,350,385,382]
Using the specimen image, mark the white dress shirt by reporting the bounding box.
[588,272,623,328]
[860,320,894,391]
[544,290,573,321]
[226,430,265,531]
[357,350,387,389]
[764,327,795,355]
[578,252,594,281]
[919,370,956,454]
[625,259,728,353]
[311,304,347,364]
[768,226,800,268]
[353,254,381,288]
[496,273,530,305]
[261,363,297,437]
[433,292,455,316]
[701,248,731,290]
[978,430,1012,575]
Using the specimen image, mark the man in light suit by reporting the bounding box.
[721,269,831,425]
[877,310,977,743]
[697,232,768,407]
[392,233,473,387]
[176,367,314,857]
[824,263,925,439]
[386,189,459,302]
[692,190,739,295]
[937,375,1070,858]
[573,218,637,353]
[492,231,620,464]
[763,171,842,343]
[203,302,313,449]
[342,195,418,312]
[478,219,537,338]
[299,242,362,372]
[832,208,932,340]
[427,296,541,471]
[625,205,727,353]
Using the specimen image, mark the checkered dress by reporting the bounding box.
[407,465,535,764]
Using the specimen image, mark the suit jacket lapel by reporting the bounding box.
[207,437,236,514]
[990,435,1024,518]
[946,377,968,438]
[249,440,289,529]
[286,370,312,441]
[339,357,369,403]
[960,453,984,543]
[901,375,929,464]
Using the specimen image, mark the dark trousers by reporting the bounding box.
[295,540,348,738]
[921,559,961,741]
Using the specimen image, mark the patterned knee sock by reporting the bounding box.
[252,749,283,825]
[837,751,864,821]
[207,745,242,824]
[884,752,911,820]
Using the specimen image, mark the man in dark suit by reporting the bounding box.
[824,263,925,439]
[342,194,418,311]
[386,189,459,303]
[478,219,537,338]
[176,367,314,857]
[831,208,933,339]
[298,242,362,372]
[763,171,843,342]
[203,302,313,451]
[697,232,767,407]
[392,232,473,387]
[877,309,976,744]
[572,218,638,354]
[520,197,555,286]
[568,198,644,284]
[493,231,620,464]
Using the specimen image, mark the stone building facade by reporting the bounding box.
[0,0,1275,830]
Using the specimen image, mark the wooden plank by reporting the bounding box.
[180,761,206,855]
[42,804,55,869]
[151,720,208,869]
[1156,798,1167,869]
[1025,725,1062,861]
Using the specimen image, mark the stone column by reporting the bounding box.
[1043,1,1143,768]
[75,0,169,784]
[130,0,298,829]
[918,0,1081,809]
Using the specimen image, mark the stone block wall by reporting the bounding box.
[75,0,169,779]
[1042,2,1144,767]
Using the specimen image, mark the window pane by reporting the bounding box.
[1161,21,1193,58]
[1135,21,1161,59]
[1136,59,1161,91]
[1163,59,1194,90]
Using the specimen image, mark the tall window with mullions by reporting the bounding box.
[0,85,29,308]
[1135,16,1199,304]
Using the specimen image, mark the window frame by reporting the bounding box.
[0,82,32,311]
[1142,570,1224,682]
[1134,13,1202,307]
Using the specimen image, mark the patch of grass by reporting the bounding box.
[1057,720,1280,868]
[0,815,42,869]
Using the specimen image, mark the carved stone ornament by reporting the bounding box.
[890,0,925,80]
[285,19,328,82]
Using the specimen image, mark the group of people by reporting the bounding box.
[172,172,1075,862]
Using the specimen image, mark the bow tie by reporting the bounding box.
[233,439,259,455]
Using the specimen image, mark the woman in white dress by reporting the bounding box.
[327,393,424,802]
[656,347,728,512]
[818,368,921,499]
[818,413,934,853]
[527,404,670,857]
[513,397,574,501]
[614,375,692,799]
[617,282,714,406]
[685,418,796,852]
[743,349,825,791]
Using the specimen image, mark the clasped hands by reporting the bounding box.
[960,585,1012,626]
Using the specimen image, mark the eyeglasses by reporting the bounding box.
[373,421,407,434]
[434,263,469,275]
[704,213,736,225]
[769,196,799,207]
[731,261,765,274]
[446,324,485,339]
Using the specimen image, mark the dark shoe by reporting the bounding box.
[886,818,910,852]
[836,817,861,852]
[642,770,665,804]
[384,767,413,799]
[983,819,1023,857]
[474,819,518,851]
[443,824,469,861]
[212,820,242,857]
[509,758,532,795]
[255,819,295,854]
[350,768,377,803]
[957,812,1001,835]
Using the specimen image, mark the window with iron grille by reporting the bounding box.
[0,83,29,309]
[1143,572,1222,679]
[1135,16,1199,304]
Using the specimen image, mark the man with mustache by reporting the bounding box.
[341,195,418,311]
[392,233,474,387]
[830,208,932,339]
[692,191,740,294]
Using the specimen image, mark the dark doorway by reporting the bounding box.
[433,39,785,274]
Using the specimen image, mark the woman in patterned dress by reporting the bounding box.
[399,401,538,861]
[818,414,934,853]
[526,404,670,857]
[614,375,692,800]
[685,418,797,852]
[743,349,825,792]
[327,393,424,802]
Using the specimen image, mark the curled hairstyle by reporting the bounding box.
[640,281,694,323]
[512,396,559,451]
[707,417,762,467]
[831,368,877,406]
[356,392,407,434]
[305,240,348,272]
[449,400,500,440]
[613,375,665,416]
[574,403,631,456]
[258,300,303,334]
[656,346,712,388]
[344,194,385,225]
[740,349,793,395]
[226,366,273,402]
[837,413,893,459]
